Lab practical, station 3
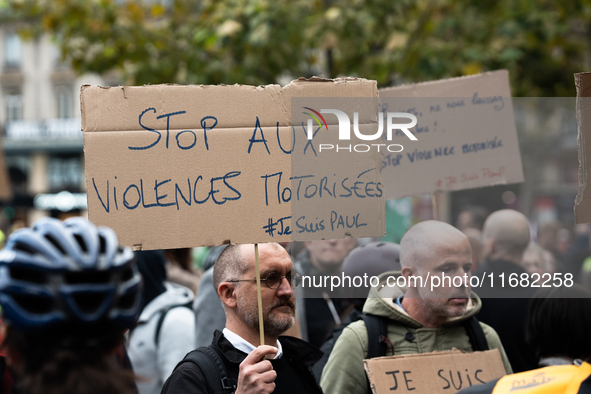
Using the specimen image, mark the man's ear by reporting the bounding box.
[218,282,238,309]
[483,237,495,259]
[401,266,414,279]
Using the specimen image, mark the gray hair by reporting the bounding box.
[212,245,248,296]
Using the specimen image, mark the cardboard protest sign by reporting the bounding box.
[289,96,385,241]
[364,349,506,394]
[0,138,12,201]
[82,78,385,250]
[379,70,524,199]
[575,72,591,224]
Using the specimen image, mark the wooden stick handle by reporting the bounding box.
[254,244,265,346]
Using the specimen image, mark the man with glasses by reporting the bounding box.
[162,243,323,394]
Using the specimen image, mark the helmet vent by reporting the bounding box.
[121,267,134,282]
[13,294,53,314]
[118,292,136,310]
[64,271,110,285]
[72,292,105,314]
[9,266,48,285]
[13,242,38,256]
[73,234,88,253]
[99,235,107,254]
[44,234,66,255]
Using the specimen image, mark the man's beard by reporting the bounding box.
[417,288,470,318]
[238,294,296,338]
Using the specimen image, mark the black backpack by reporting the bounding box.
[175,347,237,394]
[361,313,489,359]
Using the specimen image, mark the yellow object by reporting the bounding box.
[492,362,591,394]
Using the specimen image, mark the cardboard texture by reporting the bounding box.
[575,72,591,224]
[289,96,384,241]
[82,78,385,250]
[364,349,506,394]
[379,70,524,199]
[0,138,12,201]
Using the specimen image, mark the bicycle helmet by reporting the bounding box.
[0,217,142,333]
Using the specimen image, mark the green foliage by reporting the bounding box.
[315,0,590,96]
[6,0,591,95]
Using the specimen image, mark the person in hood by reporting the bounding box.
[320,220,512,394]
[127,250,195,394]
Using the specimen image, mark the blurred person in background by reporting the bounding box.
[295,238,357,348]
[463,228,484,271]
[0,217,142,394]
[127,250,195,394]
[477,209,538,373]
[521,242,551,276]
[312,241,401,381]
[456,205,489,232]
[536,221,566,273]
[543,249,558,274]
[193,245,228,348]
[164,248,202,294]
[459,285,591,394]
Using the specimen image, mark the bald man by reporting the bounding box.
[476,209,537,373]
[320,221,511,394]
[163,243,323,394]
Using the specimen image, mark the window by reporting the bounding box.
[55,85,73,119]
[6,93,22,123]
[48,156,83,192]
[4,33,21,68]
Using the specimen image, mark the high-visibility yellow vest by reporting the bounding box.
[492,362,591,394]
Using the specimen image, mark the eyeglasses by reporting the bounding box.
[227,271,302,289]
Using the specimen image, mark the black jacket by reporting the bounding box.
[161,330,324,394]
[475,259,537,373]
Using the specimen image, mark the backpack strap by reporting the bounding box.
[360,314,389,394]
[178,347,236,394]
[154,302,192,345]
[360,314,389,358]
[462,316,489,351]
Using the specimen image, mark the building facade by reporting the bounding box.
[0,27,115,235]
